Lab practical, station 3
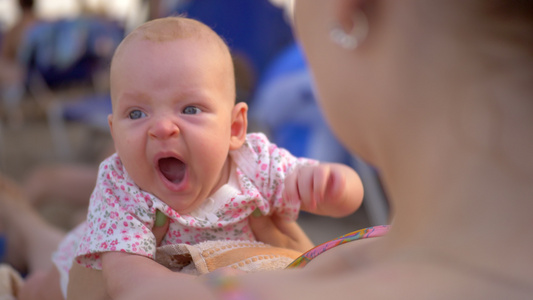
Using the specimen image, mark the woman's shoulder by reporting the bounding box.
[299,237,531,299]
[255,236,531,300]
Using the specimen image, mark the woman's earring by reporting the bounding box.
[329,10,368,50]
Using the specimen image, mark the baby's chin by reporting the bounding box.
[163,197,203,216]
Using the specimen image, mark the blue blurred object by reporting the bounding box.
[258,42,308,86]
[18,17,124,88]
[62,93,112,129]
[14,17,123,159]
[171,0,294,82]
[0,234,6,263]
[250,43,352,164]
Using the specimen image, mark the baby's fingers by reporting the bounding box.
[296,168,316,210]
[283,170,300,206]
[312,166,330,207]
[324,167,345,201]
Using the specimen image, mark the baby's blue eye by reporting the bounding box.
[128,110,146,119]
[183,106,202,115]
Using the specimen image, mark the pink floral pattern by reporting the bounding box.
[53,133,317,276]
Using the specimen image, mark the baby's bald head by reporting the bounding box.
[114,16,230,56]
[110,17,236,106]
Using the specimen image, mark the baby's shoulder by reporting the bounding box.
[242,132,271,148]
[98,153,124,170]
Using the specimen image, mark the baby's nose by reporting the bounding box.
[149,116,179,139]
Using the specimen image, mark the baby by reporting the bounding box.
[53,16,363,297]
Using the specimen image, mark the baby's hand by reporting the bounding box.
[283,164,346,214]
[283,163,363,217]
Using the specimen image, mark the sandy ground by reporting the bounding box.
[0,101,370,246]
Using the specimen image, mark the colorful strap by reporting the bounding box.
[286,225,390,269]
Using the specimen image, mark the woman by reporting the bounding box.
[57,0,533,298]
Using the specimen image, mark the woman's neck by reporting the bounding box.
[377,106,533,287]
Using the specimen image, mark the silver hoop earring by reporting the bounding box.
[329,10,368,50]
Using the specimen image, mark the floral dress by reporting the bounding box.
[52,132,317,296]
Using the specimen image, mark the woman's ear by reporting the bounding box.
[336,0,365,28]
[335,0,369,38]
[229,102,248,150]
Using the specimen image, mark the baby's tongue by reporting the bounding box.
[159,157,186,184]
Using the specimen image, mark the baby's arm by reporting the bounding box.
[101,214,173,299]
[102,251,186,299]
[283,163,363,217]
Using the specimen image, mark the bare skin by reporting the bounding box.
[0,174,64,300]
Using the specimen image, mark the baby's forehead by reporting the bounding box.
[110,17,236,104]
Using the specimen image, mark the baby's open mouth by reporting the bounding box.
[158,157,186,184]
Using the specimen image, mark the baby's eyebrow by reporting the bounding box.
[113,92,150,111]
[119,91,151,103]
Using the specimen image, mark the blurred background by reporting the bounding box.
[0,0,387,245]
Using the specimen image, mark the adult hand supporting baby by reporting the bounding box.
[249,213,314,253]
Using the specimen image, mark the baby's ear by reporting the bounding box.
[229,102,248,150]
[107,114,115,139]
[107,114,118,153]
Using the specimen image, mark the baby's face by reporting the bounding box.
[108,37,236,214]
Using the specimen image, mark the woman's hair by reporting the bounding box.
[433,0,533,72]
[447,0,533,177]
[18,0,34,10]
[479,0,533,23]
[467,0,533,49]
[426,0,533,51]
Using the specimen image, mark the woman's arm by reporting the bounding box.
[67,254,170,300]
[103,252,215,300]
[101,252,173,299]
[67,253,206,300]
